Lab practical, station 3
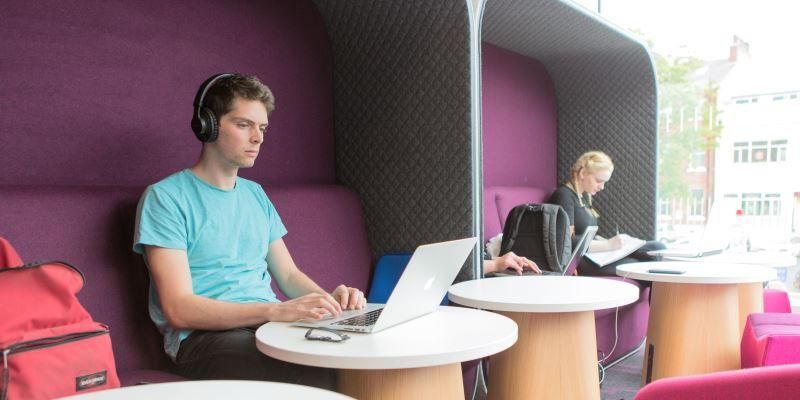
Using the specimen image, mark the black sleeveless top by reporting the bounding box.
[548,185,597,236]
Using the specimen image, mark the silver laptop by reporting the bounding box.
[494,226,598,277]
[292,237,477,333]
[648,201,734,258]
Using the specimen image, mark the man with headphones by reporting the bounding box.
[133,73,364,388]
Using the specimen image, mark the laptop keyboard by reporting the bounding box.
[332,308,383,327]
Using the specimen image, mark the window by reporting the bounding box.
[735,98,750,104]
[751,141,768,163]
[689,189,704,217]
[766,193,781,216]
[734,142,749,162]
[658,198,671,217]
[770,140,787,162]
[689,151,706,170]
[773,95,785,101]
[742,193,762,215]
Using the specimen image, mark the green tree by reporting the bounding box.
[654,53,722,200]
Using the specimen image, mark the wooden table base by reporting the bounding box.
[738,282,765,334]
[488,311,600,400]
[338,363,464,400]
[642,282,741,385]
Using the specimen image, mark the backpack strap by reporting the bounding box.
[540,204,559,271]
[502,204,533,254]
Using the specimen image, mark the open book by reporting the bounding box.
[585,234,646,267]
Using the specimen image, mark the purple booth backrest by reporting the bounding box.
[481,42,557,192]
[0,184,372,375]
[481,43,558,241]
[0,0,333,187]
[484,186,550,240]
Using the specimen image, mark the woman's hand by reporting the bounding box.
[607,235,624,251]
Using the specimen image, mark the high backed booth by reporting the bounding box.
[0,0,478,390]
[477,0,658,367]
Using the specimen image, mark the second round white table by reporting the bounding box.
[616,261,776,384]
[256,306,517,400]
[448,276,639,400]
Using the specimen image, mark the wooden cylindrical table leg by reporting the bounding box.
[642,282,740,385]
[738,282,764,334]
[488,311,599,400]
[338,363,464,400]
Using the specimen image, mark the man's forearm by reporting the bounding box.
[278,269,328,299]
[166,293,276,330]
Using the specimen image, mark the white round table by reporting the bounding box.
[58,380,353,399]
[663,251,797,268]
[616,261,777,384]
[448,276,639,400]
[256,306,517,400]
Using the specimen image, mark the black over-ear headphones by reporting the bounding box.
[191,73,233,142]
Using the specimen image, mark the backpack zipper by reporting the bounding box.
[0,260,85,284]
[1,329,107,357]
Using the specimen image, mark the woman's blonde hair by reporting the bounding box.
[567,151,614,218]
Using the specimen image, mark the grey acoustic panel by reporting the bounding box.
[481,0,658,240]
[314,1,477,281]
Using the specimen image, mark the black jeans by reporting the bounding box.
[176,327,337,390]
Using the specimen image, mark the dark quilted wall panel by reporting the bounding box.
[314,1,476,280]
[481,0,658,239]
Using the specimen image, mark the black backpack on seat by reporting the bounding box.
[499,203,572,273]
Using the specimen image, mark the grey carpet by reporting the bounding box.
[602,348,644,400]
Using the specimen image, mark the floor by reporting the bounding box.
[601,349,644,400]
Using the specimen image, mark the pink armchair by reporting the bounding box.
[634,363,800,400]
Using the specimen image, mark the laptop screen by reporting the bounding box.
[562,226,598,276]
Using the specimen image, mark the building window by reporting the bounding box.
[773,95,785,101]
[689,189,704,217]
[735,98,750,104]
[766,193,781,216]
[689,151,706,171]
[751,141,768,163]
[742,193,762,215]
[658,198,671,217]
[770,140,788,162]
[734,142,749,163]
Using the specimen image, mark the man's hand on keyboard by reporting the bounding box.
[271,292,342,321]
[332,284,366,311]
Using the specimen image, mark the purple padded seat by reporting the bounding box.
[0,184,372,385]
[483,185,650,364]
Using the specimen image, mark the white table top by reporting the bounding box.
[58,380,353,400]
[664,251,797,268]
[256,306,517,370]
[447,276,639,313]
[616,261,778,284]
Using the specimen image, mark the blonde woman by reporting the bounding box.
[548,151,664,277]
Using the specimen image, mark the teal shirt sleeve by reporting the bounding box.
[133,185,188,254]
[260,186,287,244]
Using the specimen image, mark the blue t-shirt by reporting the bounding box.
[133,169,287,360]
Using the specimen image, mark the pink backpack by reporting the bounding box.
[0,237,120,399]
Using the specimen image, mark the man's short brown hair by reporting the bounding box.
[204,73,275,118]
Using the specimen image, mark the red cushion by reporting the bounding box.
[742,313,800,368]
